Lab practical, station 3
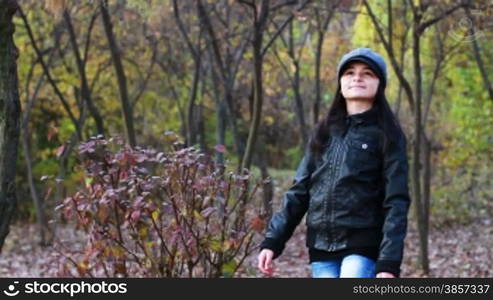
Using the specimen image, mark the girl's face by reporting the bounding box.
[340,62,380,102]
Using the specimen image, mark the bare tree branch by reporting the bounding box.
[172,0,198,59]
[18,7,81,139]
[363,0,415,111]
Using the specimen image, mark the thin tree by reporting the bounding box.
[173,0,204,148]
[196,0,251,165]
[272,19,311,148]
[20,28,62,246]
[312,0,340,124]
[100,0,137,147]
[64,7,105,136]
[238,0,312,172]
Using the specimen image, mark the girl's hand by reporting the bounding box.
[376,272,396,278]
[257,249,275,276]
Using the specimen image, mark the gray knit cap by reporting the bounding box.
[336,47,387,87]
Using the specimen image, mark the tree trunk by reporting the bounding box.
[411,18,429,274]
[313,28,323,124]
[313,1,337,124]
[209,62,227,167]
[0,0,21,252]
[255,138,274,220]
[225,88,245,162]
[196,0,246,163]
[52,86,88,235]
[22,128,48,245]
[21,26,61,247]
[187,54,201,147]
[197,100,206,153]
[22,61,54,247]
[64,9,105,137]
[241,0,269,172]
[464,6,493,102]
[173,0,202,147]
[286,22,308,147]
[100,0,136,147]
[394,37,407,116]
[422,135,431,242]
[293,61,308,148]
[215,98,227,167]
[242,40,264,172]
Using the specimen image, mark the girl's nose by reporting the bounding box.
[352,73,363,81]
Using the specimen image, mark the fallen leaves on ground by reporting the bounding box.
[0,218,491,277]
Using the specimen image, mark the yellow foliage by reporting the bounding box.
[151,210,160,222]
[264,115,275,125]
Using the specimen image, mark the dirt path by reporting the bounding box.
[240,218,493,278]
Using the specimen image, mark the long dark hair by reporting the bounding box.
[309,83,404,158]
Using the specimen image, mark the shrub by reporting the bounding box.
[54,136,266,277]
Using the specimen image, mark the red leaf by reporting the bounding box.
[131,210,141,222]
[251,216,265,232]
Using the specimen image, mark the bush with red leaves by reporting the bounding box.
[55,136,267,278]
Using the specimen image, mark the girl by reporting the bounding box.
[257,48,410,278]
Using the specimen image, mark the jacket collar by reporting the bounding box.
[345,104,379,125]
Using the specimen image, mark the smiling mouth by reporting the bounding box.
[350,86,366,89]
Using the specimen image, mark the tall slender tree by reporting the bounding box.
[100,0,137,147]
[239,0,311,172]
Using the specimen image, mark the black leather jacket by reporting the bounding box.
[261,106,411,276]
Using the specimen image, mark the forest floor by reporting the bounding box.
[0,216,491,278]
[239,217,493,278]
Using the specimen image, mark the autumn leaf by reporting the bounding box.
[214,144,227,153]
[130,210,141,222]
[250,216,265,233]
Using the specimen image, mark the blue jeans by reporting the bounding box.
[311,254,376,278]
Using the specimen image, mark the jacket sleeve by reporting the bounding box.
[259,146,315,259]
[375,133,411,277]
